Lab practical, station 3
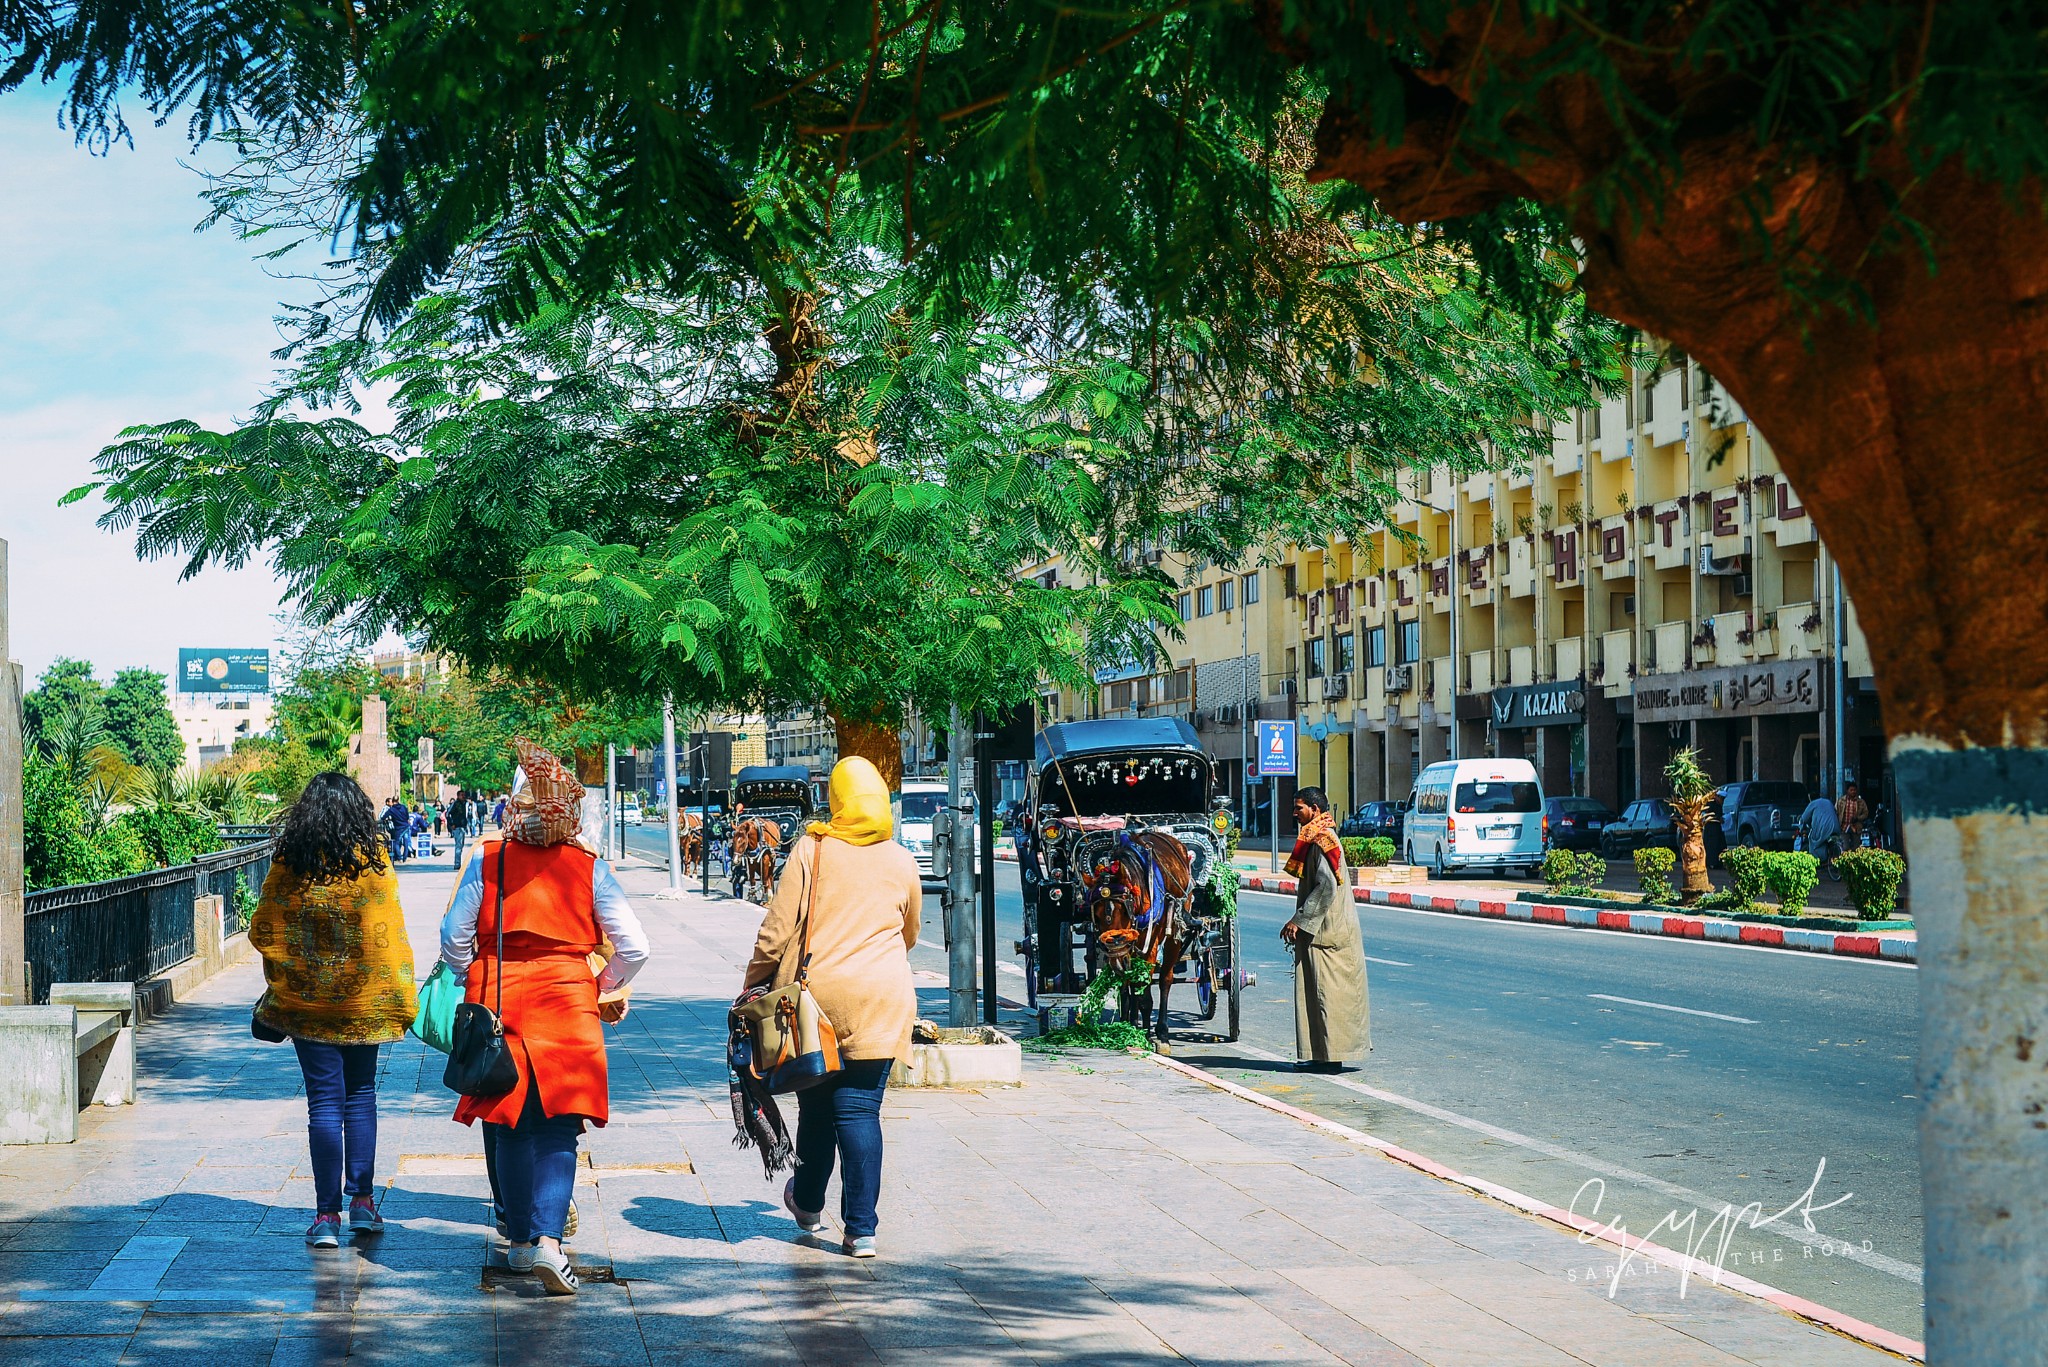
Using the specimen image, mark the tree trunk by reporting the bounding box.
[1673,804,1711,906]
[1311,28,2048,1354]
[832,711,903,791]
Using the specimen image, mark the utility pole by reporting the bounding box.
[1831,559,1849,797]
[0,540,24,1005]
[976,708,998,1026]
[604,742,618,861]
[657,699,683,898]
[943,704,977,1026]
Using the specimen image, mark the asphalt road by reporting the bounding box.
[622,822,1922,1341]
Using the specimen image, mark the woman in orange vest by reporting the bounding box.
[438,740,648,1294]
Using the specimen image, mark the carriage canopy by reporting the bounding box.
[1033,719,1214,819]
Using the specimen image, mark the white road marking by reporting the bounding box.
[1589,993,1758,1025]
[1365,956,1413,967]
[1227,1039,1922,1285]
[996,962,1024,977]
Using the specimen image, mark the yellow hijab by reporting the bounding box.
[807,756,894,846]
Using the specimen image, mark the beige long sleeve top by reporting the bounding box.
[743,833,923,1061]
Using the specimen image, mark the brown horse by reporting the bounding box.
[678,811,704,877]
[1084,827,1195,1050]
[731,817,783,902]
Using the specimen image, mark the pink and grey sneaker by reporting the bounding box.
[348,1198,385,1235]
[306,1213,342,1249]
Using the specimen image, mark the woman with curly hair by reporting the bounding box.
[250,771,418,1249]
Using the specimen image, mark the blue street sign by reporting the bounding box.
[1256,719,1297,777]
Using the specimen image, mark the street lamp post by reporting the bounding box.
[660,699,683,897]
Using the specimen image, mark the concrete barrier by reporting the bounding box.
[0,980,135,1143]
[899,1025,1023,1089]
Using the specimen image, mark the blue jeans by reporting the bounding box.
[293,1039,381,1215]
[792,1058,892,1238]
[450,826,469,869]
[487,1085,582,1243]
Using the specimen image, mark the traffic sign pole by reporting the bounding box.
[1255,719,1298,873]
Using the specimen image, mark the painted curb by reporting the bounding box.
[998,849,1915,962]
[1143,1051,1924,1363]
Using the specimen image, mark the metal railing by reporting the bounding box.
[21,831,279,1005]
[24,865,198,1006]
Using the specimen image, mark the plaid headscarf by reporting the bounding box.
[506,738,584,847]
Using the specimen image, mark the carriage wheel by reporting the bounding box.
[1195,953,1218,1021]
[1224,917,1242,1043]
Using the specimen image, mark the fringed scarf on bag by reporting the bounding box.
[728,1010,794,1178]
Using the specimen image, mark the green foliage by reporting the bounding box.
[22,751,149,889]
[1721,847,1771,911]
[103,668,185,770]
[117,806,223,868]
[1835,848,1907,918]
[1344,836,1395,868]
[1761,851,1821,916]
[1543,848,1607,896]
[22,657,105,745]
[1634,847,1677,905]
[1663,748,1718,804]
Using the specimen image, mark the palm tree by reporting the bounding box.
[1663,748,1719,905]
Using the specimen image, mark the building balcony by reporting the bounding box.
[1598,629,1632,696]
[1554,636,1584,682]
[1507,645,1536,687]
[1428,656,1455,704]
[1468,650,1494,694]
[1505,537,1538,598]
[1712,610,1754,661]
[1646,498,1690,570]
[1778,601,1826,660]
[1703,484,1746,560]
[1647,620,1689,674]
[1595,515,1633,580]
[1462,556,1493,606]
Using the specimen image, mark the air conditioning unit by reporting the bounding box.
[1733,573,1753,598]
[1321,674,1349,701]
[1384,664,1414,693]
[1279,678,1298,699]
[1698,546,1746,576]
[1623,593,1636,616]
[1214,702,1241,725]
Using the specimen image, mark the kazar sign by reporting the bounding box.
[1489,682,1586,728]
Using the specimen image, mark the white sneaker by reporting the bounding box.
[506,1244,537,1273]
[532,1243,579,1295]
[844,1236,878,1259]
[782,1178,825,1234]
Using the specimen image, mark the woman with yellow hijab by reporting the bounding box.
[742,756,921,1258]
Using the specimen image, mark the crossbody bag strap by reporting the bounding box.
[493,840,507,1017]
[793,837,825,985]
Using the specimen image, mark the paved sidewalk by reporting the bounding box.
[0,860,1905,1365]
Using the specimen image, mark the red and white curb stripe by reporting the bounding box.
[998,849,1914,962]
[1144,1051,1924,1362]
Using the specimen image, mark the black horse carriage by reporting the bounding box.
[729,764,814,899]
[1016,718,1248,1043]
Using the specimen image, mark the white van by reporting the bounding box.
[897,780,977,885]
[1403,758,1546,877]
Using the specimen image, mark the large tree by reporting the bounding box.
[102,667,184,771]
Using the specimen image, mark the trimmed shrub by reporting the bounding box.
[1360,837,1395,867]
[1573,851,1608,891]
[1720,846,1770,911]
[1634,847,1676,904]
[1340,837,1369,868]
[1761,850,1820,915]
[1542,847,1582,895]
[1835,848,1907,918]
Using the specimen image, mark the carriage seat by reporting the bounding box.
[1053,815,1127,833]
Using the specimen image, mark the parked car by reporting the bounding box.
[620,796,644,826]
[899,781,976,885]
[1339,800,1407,844]
[1404,758,1545,876]
[1598,799,1679,859]
[1716,780,1811,854]
[1543,797,1616,851]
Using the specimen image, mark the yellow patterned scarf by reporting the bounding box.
[1284,808,1341,880]
[250,861,418,1045]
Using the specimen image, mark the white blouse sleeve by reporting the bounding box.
[591,858,650,992]
[438,849,486,976]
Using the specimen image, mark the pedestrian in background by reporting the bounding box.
[744,756,920,1259]
[440,741,648,1295]
[1281,786,1369,1075]
[380,797,410,863]
[429,799,443,838]
[1798,789,1842,874]
[249,773,418,1248]
[1835,782,1869,850]
[447,790,473,869]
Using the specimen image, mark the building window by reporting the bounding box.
[1365,627,1386,668]
[1336,632,1356,675]
[1167,668,1191,702]
[1177,592,1192,621]
[1197,585,1214,617]
[1589,404,1601,439]
[1642,372,1655,423]
[1282,564,1297,597]
[1306,638,1326,679]
[1219,579,1235,612]
[1397,619,1420,665]
[1240,572,1260,605]
[1108,681,1134,710]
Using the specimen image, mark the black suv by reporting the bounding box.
[1718,781,1812,853]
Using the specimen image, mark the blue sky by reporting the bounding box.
[0,92,311,686]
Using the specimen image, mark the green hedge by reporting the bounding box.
[1720,846,1770,911]
[1760,850,1820,915]
[1342,836,1396,868]
[1633,847,1676,904]
[1835,848,1907,918]
[1543,848,1607,896]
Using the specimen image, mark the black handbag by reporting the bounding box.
[443,841,520,1098]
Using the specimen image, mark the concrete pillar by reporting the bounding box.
[0,540,23,1007]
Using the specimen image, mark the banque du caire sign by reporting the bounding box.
[1489,681,1586,728]
[1634,660,1820,723]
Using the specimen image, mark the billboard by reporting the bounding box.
[176,648,271,695]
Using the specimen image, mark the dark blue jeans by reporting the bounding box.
[293,1039,381,1215]
[792,1058,892,1238]
[487,1085,582,1243]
